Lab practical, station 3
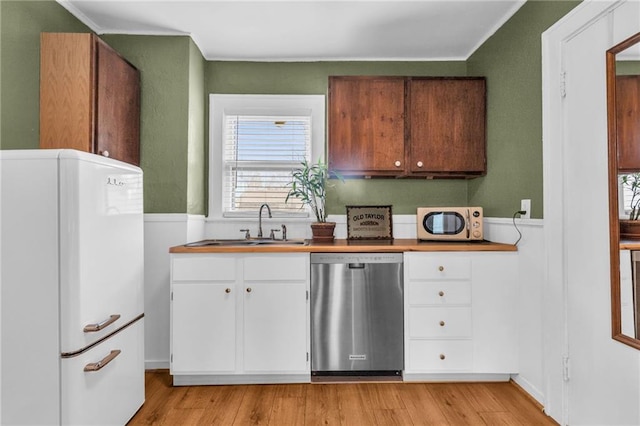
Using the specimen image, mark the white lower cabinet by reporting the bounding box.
[170,253,310,385]
[170,250,516,385]
[404,251,518,381]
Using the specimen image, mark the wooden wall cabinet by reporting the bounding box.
[40,33,140,166]
[328,76,486,178]
[328,77,406,176]
[616,75,640,172]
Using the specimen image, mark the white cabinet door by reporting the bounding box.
[243,282,308,373]
[171,283,236,374]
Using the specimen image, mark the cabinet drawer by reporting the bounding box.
[172,255,236,282]
[408,281,471,305]
[244,255,307,281]
[407,256,471,280]
[408,340,473,371]
[409,307,472,338]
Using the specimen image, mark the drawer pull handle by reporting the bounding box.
[439,321,445,327]
[438,291,445,297]
[439,354,446,360]
[84,349,121,372]
[438,266,444,272]
[417,161,424,168]
[246,287,252,293]
[84,314,120,332]
[225,288,231,294]
[101,150,110,158]
[394,160,401,167]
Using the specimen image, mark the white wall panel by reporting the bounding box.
[143,214,205,369]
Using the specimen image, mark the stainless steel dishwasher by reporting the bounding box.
[310,253,404,376]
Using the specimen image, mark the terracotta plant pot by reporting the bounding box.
[311,222,336,242]
[620,219,640,240]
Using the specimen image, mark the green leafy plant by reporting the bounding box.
[285,159,343,223]
[622,173,640,220]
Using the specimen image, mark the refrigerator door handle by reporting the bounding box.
[84,349,121,372]
[83,314,121,332]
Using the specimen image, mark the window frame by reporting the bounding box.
[208,94,326,220]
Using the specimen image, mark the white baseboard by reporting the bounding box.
[145,360,170,370]
[511,374,545,405]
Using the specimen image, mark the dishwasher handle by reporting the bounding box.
[348,263,365,269]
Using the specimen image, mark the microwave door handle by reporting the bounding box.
[465,209,470,239]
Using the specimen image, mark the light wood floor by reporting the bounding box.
[127,370,558,425]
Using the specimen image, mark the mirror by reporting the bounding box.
[608,32,640,349]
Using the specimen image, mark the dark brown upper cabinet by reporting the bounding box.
[40,33,141,166]
[328,76,406,176]
[328,76,486,178]
[616,75,640,172]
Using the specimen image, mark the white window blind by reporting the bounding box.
[222,114,311,216]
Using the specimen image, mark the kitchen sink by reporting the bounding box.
[184,238,308,247]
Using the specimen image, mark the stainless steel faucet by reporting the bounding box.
[258,203,272,238]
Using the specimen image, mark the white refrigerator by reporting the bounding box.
[1,149,145,425]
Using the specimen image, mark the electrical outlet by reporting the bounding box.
[520,199,531,219]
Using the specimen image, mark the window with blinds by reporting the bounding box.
[222,115,311,216]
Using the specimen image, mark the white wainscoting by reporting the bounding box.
[484,217,546,404]
[143,214,205,369]
[143,213,545,404]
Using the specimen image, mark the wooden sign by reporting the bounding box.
[346,205,393,240]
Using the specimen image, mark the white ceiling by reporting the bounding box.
[57,0,526,62]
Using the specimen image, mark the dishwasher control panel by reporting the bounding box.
[310,253,404,264]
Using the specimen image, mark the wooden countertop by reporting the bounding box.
[620,240,640,250]
[170,238,517,254]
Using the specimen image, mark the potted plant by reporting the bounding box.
[620,172,640,239]
[286,158,343,242]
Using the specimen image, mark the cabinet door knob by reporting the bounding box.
[394,160,401,167]
[101,150,110,158]
[439,320,445,327]
[438,291,445,297]
[438,266,444,272]
[439,354,446,360]
[225,288,231,294]
[417,161,424,168]
[246,287,252,293]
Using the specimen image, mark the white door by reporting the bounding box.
[545,2,640,424]
[59,151,144,353]
[243,282,308,373]
[171,283,236,373]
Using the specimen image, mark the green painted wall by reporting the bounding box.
[1,0,580,218]
[0,0,202,214]
[467,0,580,218]
[616,61,640,75]
[206,61,470,215]
[0,0,89,150]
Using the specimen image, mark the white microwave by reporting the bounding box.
[417,207,483,241]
